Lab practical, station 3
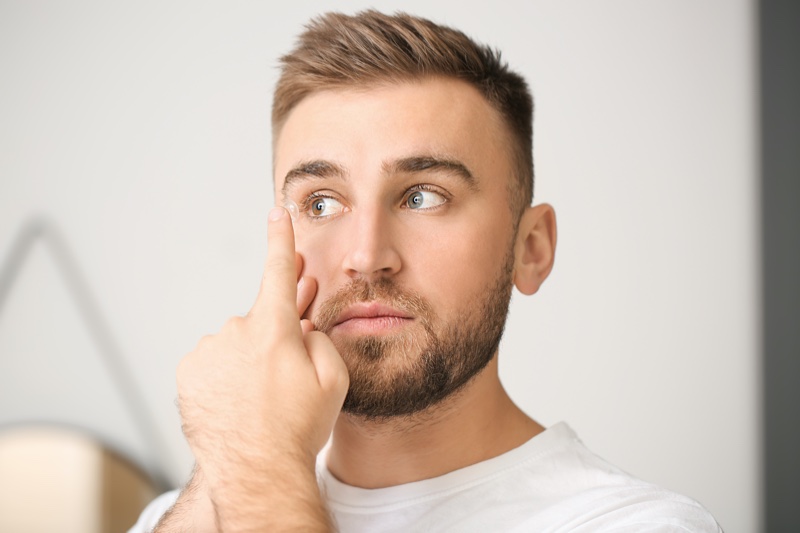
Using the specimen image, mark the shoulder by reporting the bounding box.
[562,483,723,532]
[126,489,181,533]
[507,423,724,531]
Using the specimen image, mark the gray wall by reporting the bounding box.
[0,1,758,531]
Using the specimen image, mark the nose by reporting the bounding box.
[342,206,402,279]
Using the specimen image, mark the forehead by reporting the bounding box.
[273,78,513,192]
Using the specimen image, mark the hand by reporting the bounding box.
[175,206,349,527]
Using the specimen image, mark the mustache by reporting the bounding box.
[313,278,433,334]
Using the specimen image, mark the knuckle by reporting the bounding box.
[196,334,215,350]
[220,315,247,336]
[264,256,292,277]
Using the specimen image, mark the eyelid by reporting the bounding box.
[402,184,450,210]
[300,191,348,220]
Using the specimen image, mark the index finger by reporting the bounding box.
[250,206,298,318]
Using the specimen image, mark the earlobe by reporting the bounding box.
[513,204,557,295]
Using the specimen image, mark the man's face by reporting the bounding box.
[274,78,520,419]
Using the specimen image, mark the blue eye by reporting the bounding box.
[307,196,345,218]
[405,189,446,210]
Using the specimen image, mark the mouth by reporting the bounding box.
[332,302,414,335]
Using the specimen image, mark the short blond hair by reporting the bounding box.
[273,10,534,215]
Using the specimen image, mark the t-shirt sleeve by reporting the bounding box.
[126,489,181,533]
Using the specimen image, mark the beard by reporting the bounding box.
[312,248,515,421]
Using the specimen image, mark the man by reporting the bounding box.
[130,10,722,532]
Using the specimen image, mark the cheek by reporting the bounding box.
[404,218,512,314]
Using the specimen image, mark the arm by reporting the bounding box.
[161,206,348,531]
[153,464,332,533]
[153,467,216,533]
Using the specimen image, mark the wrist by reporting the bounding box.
[153,468,217,533]
[208,460,330,532]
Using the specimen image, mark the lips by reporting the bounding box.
[334,302,413,326]
[328,302,415,335]
[311,278,431,335]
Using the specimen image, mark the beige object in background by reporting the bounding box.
[0,425,159,533]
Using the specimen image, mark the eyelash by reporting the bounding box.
[401,184,449,211]
[299,191,342,221]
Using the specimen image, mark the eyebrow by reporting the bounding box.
[280,154,478,198]
[386,156,478,189]
[282,160,348,197]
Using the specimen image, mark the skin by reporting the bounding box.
[155,77,557,531]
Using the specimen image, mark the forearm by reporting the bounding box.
[152,456,334,533]
[209,455,334,532]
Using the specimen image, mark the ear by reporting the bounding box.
[513,204,557,295]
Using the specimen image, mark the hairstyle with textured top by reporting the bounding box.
[273,10,534,216]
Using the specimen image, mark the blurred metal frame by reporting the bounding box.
[0,216,173,491]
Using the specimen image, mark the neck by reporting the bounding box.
[325,357,544,489]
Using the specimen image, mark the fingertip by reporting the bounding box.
[305,331,350,395]
[269,206,287,222]
[300,319,315,335]
[252,206,298,318]
[267,206,296,238]
[299,275,317,294]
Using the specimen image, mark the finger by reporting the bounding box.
[303,331,349,399]
[295,252,304,281]
[300,319,315,335]
[296,276,317,318]
[250,207,297,318]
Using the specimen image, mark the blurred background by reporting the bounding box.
[1,1,797,532]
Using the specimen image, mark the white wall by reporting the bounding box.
[0,1,758,531]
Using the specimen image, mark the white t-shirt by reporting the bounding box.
[128,422,722,532]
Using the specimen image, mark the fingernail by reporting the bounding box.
[269,207,286,221]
